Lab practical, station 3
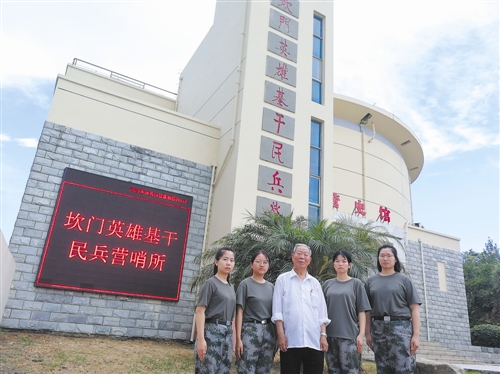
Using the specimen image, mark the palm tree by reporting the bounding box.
[190,211,401,291]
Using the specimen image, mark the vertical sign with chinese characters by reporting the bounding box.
[257,165,293,198]
[257,0,300,214]
[256,196,292,216]
[35,168,193,301]
[264,81,296,113]
[267,32,298,63]
[271,0,300,19]
[266,55,297,87]
[262,108,295,140]
[260,135,294,168]
[269,8,299,39]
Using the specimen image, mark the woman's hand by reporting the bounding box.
[356,333,364,353]
[366,334,373,351]
[410,335,419,354]
[235,339,244,359]
[197,338,207,360]
[409,303,421,355]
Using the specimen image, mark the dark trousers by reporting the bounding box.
[280,347,324,374]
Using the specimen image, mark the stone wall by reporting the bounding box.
[405,239,471,349]
[1,122,212,340]
[405,240,500,364]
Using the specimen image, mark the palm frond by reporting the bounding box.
[190,211,404,290]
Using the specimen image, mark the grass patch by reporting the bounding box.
[0,330,377,374]
[361,360,377,373]
[19,334,36,346]
[127,356,193,373]
[71,354,87,365]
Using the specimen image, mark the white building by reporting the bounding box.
[3,0,497,363]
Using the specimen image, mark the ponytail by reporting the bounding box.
[213,247,235,284]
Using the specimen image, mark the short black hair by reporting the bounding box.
[332,250,352,263]
[251,250,270,264]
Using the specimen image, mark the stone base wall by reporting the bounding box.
[471,346,500,364]
[405,240,471,348]
[1,122,212,340]
[405,240,500,364]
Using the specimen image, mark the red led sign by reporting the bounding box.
[35,168,193,301]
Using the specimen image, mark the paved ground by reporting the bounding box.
[456,364,500,372]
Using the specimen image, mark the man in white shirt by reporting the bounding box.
[272,243,330,374]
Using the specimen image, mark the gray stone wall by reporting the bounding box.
[1,122,212,340]
[405,240,471,349]
[405,240,500,364]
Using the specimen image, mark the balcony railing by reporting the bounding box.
[72,58,177,99]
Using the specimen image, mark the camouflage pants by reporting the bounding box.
[236,322,275,374]
[195,322,233,374]
[371,320,416,374]
[325,337,361,374]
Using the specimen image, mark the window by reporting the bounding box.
[312,15,323,104]
[309,120,322,221]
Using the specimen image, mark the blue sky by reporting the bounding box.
[1,1,498,252]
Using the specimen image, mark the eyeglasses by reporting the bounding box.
[294,252,310,258]
[253,260,269,266]
[379,255,394,259]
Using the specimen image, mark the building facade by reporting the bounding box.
[2,0,497,363]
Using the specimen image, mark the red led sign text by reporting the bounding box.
[68,240,166,271]
[63,211,178,246]
[36,168,193,301]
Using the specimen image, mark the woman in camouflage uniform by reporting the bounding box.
[235,250,275,374]
[322,250,371,374]
[195,247,236,374]
[365,244,421,374]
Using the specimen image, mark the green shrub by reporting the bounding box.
[470,324,500,348]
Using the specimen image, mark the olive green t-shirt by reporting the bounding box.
[364,273,421,318]
[197,276,236,321]
[322,278,371,340]
[236,277,274,321]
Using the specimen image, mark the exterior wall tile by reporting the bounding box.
[404,240,499,363]
[2,122,207,342]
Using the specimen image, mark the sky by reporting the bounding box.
[1,0,498,253]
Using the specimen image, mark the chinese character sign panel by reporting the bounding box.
[35,168,193,301]
[262,108,295,140]
[266,55,297,87]
[264,80,297,113]
[260,135,294,168]
[267,32,298,63]
[256,196,292,216]
[269,8,299,39]
[271,0,300,19]
[257,165,293,198]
